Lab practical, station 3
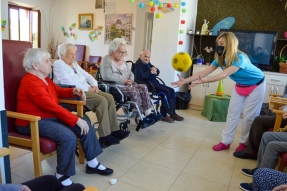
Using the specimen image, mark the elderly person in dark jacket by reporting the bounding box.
[134,49,184,123]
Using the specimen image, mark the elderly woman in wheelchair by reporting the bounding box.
[53,43,130,148]
[15,48,113,188]
[100,38,162,127]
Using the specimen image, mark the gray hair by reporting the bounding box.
[23,48,50,72]
[57,42,77,59]
[140,49,150,55]
[108,38,127,54]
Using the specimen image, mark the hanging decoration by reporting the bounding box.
[1,19,6,32]
[128,0,187,45]
[62,23,77,39]
[88,25,104,42]
[178,1,186,45]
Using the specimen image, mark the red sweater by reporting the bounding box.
[16,73,79,127]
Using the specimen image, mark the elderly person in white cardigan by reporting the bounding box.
[100,38,161,124]
[53,42,129,148]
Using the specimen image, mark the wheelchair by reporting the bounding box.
[96,70,160,132]
[127,60,173,118]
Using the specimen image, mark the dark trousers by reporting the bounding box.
[153,83,176,116]
[22,175,85,191]
[244,115,287,158]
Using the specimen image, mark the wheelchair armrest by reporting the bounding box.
[156,77,165,85]
[135,79,156,95]
[56,84,76,88]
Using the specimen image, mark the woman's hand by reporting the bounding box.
[76,118,89,135]
[189,75,205,88]
[283,113,287,120]
[19,185,31,191]
[124,79,133,86]
[171,74,186,88]
[73,88,86,102]
[272,184,287,191]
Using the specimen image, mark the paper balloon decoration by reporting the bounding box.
[148,1,153,6]
[174,4,178,8]
[179,30,184,34]
[182,9,186,13]
[155,0,160,5]
[1,19,6,32]
[139,3,144,8]
[159,3,163,7]
[130,0,135,2]
[156,13,162,19]
[172,52,192,72]
[88,25,104,42]
[181,2,186,6]
[181,20,185,24]
[151,7,155,12]
[167,3,172,8]
[179,41,183,45]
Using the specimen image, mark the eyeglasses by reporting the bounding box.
[117,50,127,55]
[72,67,77,74]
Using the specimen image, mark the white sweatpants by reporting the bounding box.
[221,80,266,145]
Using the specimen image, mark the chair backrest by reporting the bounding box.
[3,40,32,132]
[88,56,102,63]
[75,44,86,62]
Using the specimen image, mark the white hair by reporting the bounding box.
[108,38,127,54]
[23,48,50,72]
[57,43,77,59]
[140,49,150,55]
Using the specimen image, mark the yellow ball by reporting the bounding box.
[172,52,192,72]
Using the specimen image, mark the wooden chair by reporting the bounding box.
[3,40,85,177]
[75,44,87,69]
[268,93,287,171]
[87,56,101,75]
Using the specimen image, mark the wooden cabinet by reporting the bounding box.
[189,65,287,110]
[189,65,235,110]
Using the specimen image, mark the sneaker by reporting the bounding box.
[236,143,247,152]
[146,113,162,121]
[161,116,174,123]
[170,114,184,121]
[241,168,257,177]
[212,142,230,151]
[233,150,257,160]
[239,183,253,191]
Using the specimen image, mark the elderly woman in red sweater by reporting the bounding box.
[15,48,113,188]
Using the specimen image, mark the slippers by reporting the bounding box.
[58,175,74,189]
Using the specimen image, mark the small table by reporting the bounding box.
[201,94,231,122]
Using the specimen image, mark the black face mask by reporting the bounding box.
[216,46,225,56]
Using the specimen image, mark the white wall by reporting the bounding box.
[151,0,198,91]
[1,0,9,39]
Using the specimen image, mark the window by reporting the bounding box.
[8,5,40,48]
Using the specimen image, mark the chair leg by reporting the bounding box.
[30,121,42,177]
[78,140,85,164]
[278,158,285,172]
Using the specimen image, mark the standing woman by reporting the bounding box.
[171,32,265,152]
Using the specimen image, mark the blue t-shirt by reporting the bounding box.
[211,52,264,86]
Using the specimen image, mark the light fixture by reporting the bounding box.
[95,0,107,12]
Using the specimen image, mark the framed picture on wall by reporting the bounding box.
[105,14,132,45]
[78,13,93,30]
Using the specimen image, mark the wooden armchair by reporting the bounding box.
[75,44,87,69]
[87,56,101,75]
[3,40,85,178]
[268,93,287,171]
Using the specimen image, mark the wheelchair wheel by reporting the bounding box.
[119,121,130,131]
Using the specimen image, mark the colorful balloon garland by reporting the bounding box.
[62,23,77,39]
[128,0,187,45]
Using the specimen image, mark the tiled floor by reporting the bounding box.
[9,109,257,191]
